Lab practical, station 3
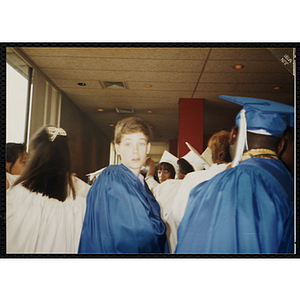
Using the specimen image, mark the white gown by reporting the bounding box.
[6,176,90,254]
[148,179,183,251]
[165,163,230,253]
[6,172,19,189]
[152,179,182,221]
[145,175,159,191]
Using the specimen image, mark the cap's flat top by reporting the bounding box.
[219,95,294,115]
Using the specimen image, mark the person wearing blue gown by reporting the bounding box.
[78,117,168,253]
[175,95,294,254]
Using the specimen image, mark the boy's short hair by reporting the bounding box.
[114,117,152,144]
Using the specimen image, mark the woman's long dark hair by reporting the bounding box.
[13,126,76,202]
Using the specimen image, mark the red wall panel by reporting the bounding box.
[178,98,204,157]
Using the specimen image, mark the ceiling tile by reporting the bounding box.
[15,46,294,146]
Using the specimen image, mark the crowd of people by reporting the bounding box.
[6,95,295,254]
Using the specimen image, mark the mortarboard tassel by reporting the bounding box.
[232,109,248,167]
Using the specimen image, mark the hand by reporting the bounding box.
[145,157,155,167]
[145,157,155,176]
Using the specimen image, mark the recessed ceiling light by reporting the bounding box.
[273,86,282,90]
[233,64,244,70]
[147,110,153,113]
[144,84,152,88]
[77,82,86,86]
[109,124,114,127]
[97,108,104,112]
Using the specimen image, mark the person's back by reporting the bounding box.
[176,156,293,253]
[175,96,294,254]
[167,131,232,253]
[153,178,182,220]
[6,126,89,254]
[78,164,167,253]
[7,176,88,253]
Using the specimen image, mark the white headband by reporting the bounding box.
[46,127,67,142]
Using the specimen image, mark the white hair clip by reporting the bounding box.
[46,127,67,142]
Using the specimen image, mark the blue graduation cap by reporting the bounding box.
[219,95,294,136]
[219,95,294,167]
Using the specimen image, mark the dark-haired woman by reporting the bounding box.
[145,151,177,192]
[177,158,194,179]
[6,143,28,189]
[157,162,176,183]
[6,126,90,254]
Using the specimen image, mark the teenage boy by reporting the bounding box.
[78,117,168,254]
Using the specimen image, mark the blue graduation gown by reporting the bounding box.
[175,158,294,254]
[78,164,168,253]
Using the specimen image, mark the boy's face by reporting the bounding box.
[115,132,151,176]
